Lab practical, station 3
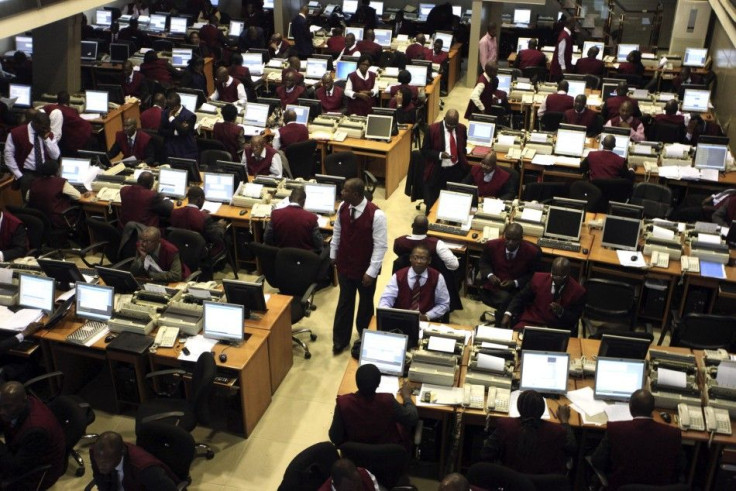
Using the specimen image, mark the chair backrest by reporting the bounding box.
[142,129,166,164]
[166,227,207,273]
[467,463,536,491]
[324,151,358,180]
[200,149,234,170]
[338,442,409,489]
[540,111,564,132]
[11,212,43,253]
[152,39,173,52]
[48,395,89,455]
[673,313,736,350]
[197,138,227,154]
[584,74,601,90]
[136,421,195,483]
[583,278,637,324]
[86,217,125,263]
[521,182,569,203]
[285,140,318,179]
[652,122,684,144]
[278,441,339,491]
[569,180,603,213]
[190,351,216,424]
[619,73,642,88]
[273,248,322,296]
[591,178,633,210]
[522,66,547,84]
[248,242,280,285]
[630,182,672,219]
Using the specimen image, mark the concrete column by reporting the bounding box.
[32,16,81,97]
[466,0,503,87]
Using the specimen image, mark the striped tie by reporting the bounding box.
[410,275,421,311]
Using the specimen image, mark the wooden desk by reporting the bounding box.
[247,293,293,394]
[93,101,141,150]
[447,43,463,93]
[425,75,442,124]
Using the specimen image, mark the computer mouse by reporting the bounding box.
[239,209,247,216]
[330,220,335,226]
[219,352,228,363]
[660,411,671,423]
[176,200,182,206]
[104,334,115,343]
[472,232,479,239]
[582,248,589,254]
[631,255,639,261]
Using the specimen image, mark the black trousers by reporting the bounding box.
[332,272,376,349]
[480,288,517,326]
[423,163,467,211]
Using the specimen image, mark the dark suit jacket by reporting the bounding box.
[159,107,197,160]
[0,335,21,355]
[291,13,313,57]
[420,121,468,181]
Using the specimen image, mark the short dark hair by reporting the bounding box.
[355,363,381,395]
[398,70,411,85]
[187,186,205,200]
[222,104,238,121]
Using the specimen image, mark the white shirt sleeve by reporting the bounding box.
[435,240,459,270]
[237,82,247,102]
[62,181,82,200]
[272,129,282,150]
[269,153,283,178]
[426,274,450,320]
[378,274,399,308]
[4,133,21,179]
[210,89,220,100]
[44,135,61,160]
[470,82,486,112]
[345,76,356,99]
[557,38,567,70]
[329,203,344,260]
[366,209,388,278]
[48,109,63,143]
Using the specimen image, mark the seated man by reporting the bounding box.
[281,56,305,86]
[605,100,645,142]
[268,33,291,59]
[590,389,683,489]
[713,194,736,226]
[337,33,361,60]
[210,66,247,104]
[276,71,306,109]
[428,39,449,65]
[0,210,28,262]
[130,226,189,283]
[119,171,172,227]
[581,134,632,180]
[479,223,540,326]
[356,29,382,63]
[462,151,517,200]
[122,60,146,99]
[315,73,345,113]
[107,117,155,165]
[501,257,586,334]
[378,244,450,322]
[318,458,379,491]
[27,160,82,229]
[603,81,641,121]
[329,363,417,446]
[91,431,178,491]
[241,135,282,178]
[514,38,546,70]
[264,187,323,254]
[653,99,685,126]
[439,473,471,491]
[0,382,66,489]
[405,34,428,61]
[0,323,42,355]
[538,80,574,117]
[212,104,245,161]
[685,114,723,145]
[575,46,605,76]
[272,109,309,151]
[393,215,459,271]
[563,94,601,136]
[325,27,346,57]
[482,390,574,475]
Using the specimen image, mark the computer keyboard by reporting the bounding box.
[428,223,468,236]
[67,321,107,345]
[537,238,581,252]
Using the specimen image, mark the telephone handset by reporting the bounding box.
[680,255,700,273]
[677,403,705,431]
[643,161,659,174]
[507,147,522,160]
[96,187,121,202]
[650,251,670,268]
[704,406,732,435]
[704,348,729,362]
[482,226,499,242]
[153,326,179,348]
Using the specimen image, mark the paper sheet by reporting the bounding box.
[652,225,675,240]
[243,182,263,198]
[201,201,222,214]
[476,325,513,341]
[574,405,607,425]
[658,368,687,389]
[566,387,608,417]
[497,135,516,147]
[716,361,736,388]
[616,251,647,268]
[700,168,720,182]
[0,308,43,331]
[481,342,509,349]
[376,375,400,395]
[178,335,219,362]
[56,289,76,302]
[317,215,330,228]
[665,143,690,158]
[0,268,12,285]
[482,198,505,215]
[477,353,506,372]
[509,391,551,419]
[520,207,543,223]
[427,336,456,353]
[604,403,633,422]
[529,132,548,143]
[417,384,462,406]
[700,261,727,280]
[698,233,721,244]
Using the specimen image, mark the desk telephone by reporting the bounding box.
[704,348,730,362]
[678,403,732,434]
[96,187,121,202]
[486,386,511,413]
[680,256,700,273]
[251,203,272,218]
[506,147,536,160]
[643,161,659,174]
[333,131,348,142]
[153,326,179,348]
[463,384,485,409]
[650,251,670,269]
[482,226,500,241]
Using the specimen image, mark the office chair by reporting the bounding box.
[584,74,601,90]
[670,312,736,350]
[591,178,634,211]
[196,137,228,156]
[651,121,685,144]
[92,67,121,87]
[618,73,642,88]
[285,140,318,179]
[521,182,569,203]
[277,441,339,491]
[8,204,82,249]
[142,129,166,164]
[323,151,378,196]
[136,421,195,488]
[467,463,535,491]
[569,180,603,213]
[338,443,410,489]
[135,351,217,460]
[200,149,234,172]
[522,66,547,84]
[80,216,137,267]
[152,39,173,53]
[0,464,53,490]
[539,111,564,132]
[8,210,46,257]
[165,228,207,282]
[489,105,510,128]
[629,182,672,219]
[582,278,638,337]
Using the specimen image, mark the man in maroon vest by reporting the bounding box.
[140,93,165,131]
[199,14,226,53]
[43,91,93,157]
[685,114,723,145]
[325,27,346,57]
[319,459,379,491]
[428,39,449,66]
[268,33,292,59]
[27,160,82,229]
[273,109,309,150]
[265,186,323,253]
[393,215,459,272]
[605,100,645,142]
[420,109,468,210]
[316,73,345,113]
[130,226,188,282]
[356,29,383,63]
[281,57,305,86]
[502,257,586,334]
[4,111,60,198]
[276,71,307,109]
[107,117,155,165]
[582,135,632,180]
[213,104,245,161]
[591,389,683,489]
[330,178,388,354]
[514,38,547,70]
[329,363,417,446]
[462,151,517,200]
[405,34,428,61]
[603,81,641,121]
[0,211,28,262]
[338,33,361,60]
[119,171,172,227]
[91,431,178,491]
[653,99,686,126]
[139,50,178,88]
[538,80,574,117]
[563,94,602,137]
[479,223,540,326]
[465,62,498,119]
[345,55,378,116]
[241,135,283,178]
[0,382,66,489]
[379,244,450,321]
[713,194,736,226]
[122,60,146,98]
[550,17,575,81]
[211,66,247,103]
[575,46,605,76]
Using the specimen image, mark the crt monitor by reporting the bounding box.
[81,41,98,61]
[15,36,33,55]
[305,58,329,78]
[601,215,641,251]
[582,41,605,60]
[376,307,421,348]
[598,334,651,360]
[203,301,244,343]
[61,158,91,185]
[297,98,323,120]
[157,168,188,199]
[75,282,114,321]
[203,172,235,202]
[516,37,533,53]
[19,274,55,313]
[95,266,141,294]
[109,43,130,64]
[520,326,570,352]
[345,27,364,41]
[149,14,167,31]
[608,201,644,220]
[513,8,532,25]
[467,121,495,146]
[683,47,708,68]
[342,0,358,14]
[445,182,479,209]
[370,1,384,15]
[594,357,646,402]
[229,20,244,38]
[694,142,728,171]
[171,48,193,68]
[434,31,453,52]
[567,80,587,98]
[519,350,570,395]
[682,89,710,113]
[405,64,428,87]
[85,90,108,113]
[285,104,310,125]
[599,127,631,159]
[617,43,639,62]
[544,206,584,241]
[365,115,393,141]
[554,126,586,157]
[222,279,268,313]
[359,330,408,377]
[374,29,392,48]
[169,17,188,35]
[436,190,472,226]
[177,92,199,112]
[214,161,247,187]
[168,157,201,183]
[243,102,270,126]
[419,3,433,20]
[336,60,357,80]
[8,84,31,108]
[303,182,337,215]
[315,174,346,194]
[37,258,85,291]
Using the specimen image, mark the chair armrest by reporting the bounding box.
[363,170,378,192]
[112,257,135,269]
[145,368,186,397]
[61,242,110,267]
[0,464,52,488]
[140,411,186,425]
[60,205,81,216]
[300,282,318,317]
[145,368,186,380]
[585,455,608,489]
[184,270,202,282]
[584,305,631,317]
[23,371,65,402]
[84,479,96,491]
[38,249,62,259]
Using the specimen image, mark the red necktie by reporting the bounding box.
[449,130,458,163]
[410,275,421,310]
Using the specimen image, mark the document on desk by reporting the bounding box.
[531,154,556,166]
[651,225,675,240]
[716,361,736,388]
[179,335,218,362]
[700,260,726,280]
[482,198,505,215]
[509,390,551,419]
[604,403,632,422]
[417,384,462,406]
[700,168,720,182]
[477,353,506,372]
[0,268,12,286]
[616,250,647,268]
[317,215,330,228]
[658,368,687,389]
[566,387,608,417]
[201,200,222,214]
[0,307,43,331]
[376,375,400,395]
[520,207,543,223]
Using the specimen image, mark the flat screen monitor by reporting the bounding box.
[222,279,268,312]
[446,182,479,209]
[169,17,188,35]
[297,98,323,120]
[617,43,639,62]
[452,6,461,16]
[683,47,708,68]
[342,0,358,14]
[496,74,512,94]
[303,182,337,215]
[19,274,55,313]
[157,168,188,199]
[336,60,357,80]
[229,20,244,38]
[243,102,269,126]
[599,127,630,159]
[598,334,651,360]
[315,174,346,194]
[406,64,428,87]
[37,258,85,291]
[285,104,310,125]
[601,82,618,101]
[694,143,728,171]
[203,172,235,202]
[168,157,201,183]
[305,58,329,78]
[601,215,641,251]
[214,160,247,187]
[554,127,586,157]
[242,52,263,72]
[419,3,433,20]
[376,307,420,348]
[467,121,495,146]
[436,190,472,226]
[171,48,193,68]
[544,206,584,241]
[75,282,114,321]
[263,0,274,8]
[608,201,644,219]
[97,84,125,105]
[513,9,532,25]
[520,326,570,352]
[370,1,384,15]
[681,89,710,113]
[567,80,587,99]
[85,90,108,113]
[365,114,393,141]
[9,84,31,108]
[81,41,98,62]
[61,158,91,185]
[177,92,198,113]
[516,37,533,53]
[15,36,32,56]
[96,266,140,294]
[374,28,393,48]
[149,14,167,31]
[203,301,244,343]
[345,26,364,41]
[359,330,408,377]
[434,31,453,52]
[95,9,112,27]
[582,41,604,60]
[519,350,570,395]
[594,357,646,401]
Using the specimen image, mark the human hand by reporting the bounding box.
[500,280,514,289]
[557,404,571,424]
[440,152,452,159]
[399,381,413,401]
[549,302,563,316]
[500,314,511,328]
[419,314,429,322]
[361,273,375,287]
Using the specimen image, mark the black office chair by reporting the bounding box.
[323,151,378,196]
[489,105,510,128]
[152,39,173,53]
[338,443,410,489]
[135,351,217,460]
[591,178,634,211]
[569,180,603,213]
[522,66,547,84]
[93,67,122,87]
[521,182,569,203]
[466,463,535,491]
[7,204,81,249]
[82,216,137,266]
[618,73,642,88]
[670,312,736,350]
[142,129,166,164]
[200,149,233,171]
[584,74,601,90]
[197,137,228,155]
[277,441,339,491]
[582,278,638,337]
[9,210,45,257]
[629,182,672,219]
[285,140,318,179]
[136,421,195,488]
[539,111,564,132]
[392,253,461,314]
[165,228,206,282]
[651,122,685,144]
[0,464,53,490]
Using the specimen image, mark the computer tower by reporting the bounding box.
[640,279,668,319]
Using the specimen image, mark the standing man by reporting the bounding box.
[464,62,498,119]
[421,109,468,210]
[141,93,165,131]
[4,111,60,198]
[291,5,314,59]
[122,60,146,98]
[478,23,498,69]
[550,17,575,81]
[43,91,93,156]
[159,92,197,160]
[107,117,155,165]
[330,178,388,354]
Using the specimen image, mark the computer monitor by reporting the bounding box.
[683,47,708,68]
[78,150,112,168]
[169,16,188,35]
[617,43,639,62]
[547,197,587,211]
[157,168,188,199]
[214,160,247,187]
[467,121,495,146]
[149,13,167,31]
[405,64,428,87]
[436,190,472,226]
[599,127,630,159]
[95,9,112,27]
[315,174,346,194]
[19,274,55,313]
[345,27,364,41]
[496,73,512,94]
[342,0,358,14]
[544,206,584,241]
[242,52,263,73]
[434,31,453,52]
[305,58,329,79]
[419,3,433,20]
[203,172,235,202]
[365,114,393,141]
[222,279,268,313]
[582,41,605,60]
[37,258,85,291]
[75,282,114,322]
[229,20,244,38]
[15,36,33,56]
[520,326,570,352]
[171,48,193,68]
[303,182,337,215]
[567,80,587,99]
[470,114,497,124]
[203,301,244,344]
[81,41,98,62]
[9,84,31,108]
[263,0,274,8]
[97,84,125,105]
[598,334,651,360]
[608,201,644,220]
[285,104,310,125]
[370,1,384,15]
[694,142,729,171]
[516,37,533,53]
[61,158,91,185]
[96,266,141,294]
[168,157,201,183]
[85,90,108,113]
[594,357,646,402]
[601,82,618,100]
[374,28,392,48]
[109,43,130,64]
[376,307,421,348]
[336,60,357,80]
[446,182,479,209]
[554,125,586,157]
[681,89,710,113]
[242,102,270,126]
[513,8,531,25]
[297,98,323,120]
[519,350,570,395]
[359,330,408,377]
[601,215,641,251]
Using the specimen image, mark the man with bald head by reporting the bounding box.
[268,32,291,59]
[356,29,382,62]
[108,117,155,164]
[575,46,605,76]
[405,33,428,61]
[563,94,602,136]
[316,73,345,112]
[421,109,468,209]
[4,111,61,197]
[605,100,645,142]
[582,134,632,180]
[603,80,641,121]
[653,98,686,127]
[273,109,309,150]
[265,186,324,254]
[241,135,283,178]
[141,92,165,131]
[130,226,188,283]
[211,66,247,103]
[502,257,586,334]
[514,38,546,70]
[0,382,66,489]
[119,171,172,227]
[438,473,470,491]
[276,71,306,108]
[393,215,459,271]
[538,80,574,117]
[462,151,517,200]
[319,458,379,491]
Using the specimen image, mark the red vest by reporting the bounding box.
[394,266,439,314]
[482,239,538,290]
[170,206,207,234]
[575,57,605,76]
[43,104,93,152]
[517,49,546,69]
[346,71,376,116]
[140,106,163,131]
[92,442,177,491]
[276,84,306,108]
[587,150,626,180]
[335,392,406,445]
[326,36,345,55]
[281,68,304,85]
[244,145,277,176]
[393,235,438,257]
[514,272,585,330]
[336,201,378,279]
[471,166,510,198]
[564,108,598,128]
[213,121,242,160]
[389,84,418,104]
[605,96,639,120]
[149,238,190,279]
[550,29,572,78]
[428,50,449,65]
[269,205,318,250]
[120,185,160,227]
[356,40,382,59]
[405,43,426,60]
[215,78,243,103]
[316,85,345,112]
[343,44,361,56]
[654,114,685,126]
[617,62,639,75]
[271,40,291,58]
[0,211,25,255]
[115,130,152,161]
[725,196,736,223]
[544,93,574,113]
[318,468,375,491]
[10,125,54,171]
[494,418,568,475]
[140,59,173,85]
[199,24,221,48]
[464,74,496,119]
[28,176,73,228]
[278,122,309,149]
[122,71,145,97]
[229,65,252,84]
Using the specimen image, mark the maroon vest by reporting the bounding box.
[356,40,382,59]
[149,238,190,279]
[10,125,53,170]
[405,43,426,60]
[336,201,378,279]
[517,49,546,69]
[115,130,152,161]
[575,57,605,76]
[605,96,639,120]
[170,206,207,234]
[494,418,568,475]
[428,50,449,64]
[471,166,510,198]
[140,106,163,131]
[346,71,376,116]
[389,84,418,104]
[343,44,360,56]
[244,145,277,176]
[544,93,574,113]
[482,239,538,289]
[199,23,221,48]
[394,266,439,314]
[140,59,173,85]
[393,235,438,257]
[0,211,24,254]
[335,392,406,445]
[278,123,309,149]
[215,78,243,103]
[28,176,72,228]
[43,104,93,152]
[276,84,306,108]
[464,74,494,119]
[269,205,318,250]
[726,196,736,223]
[316,86,344,112]
[122,71,145,97]
[550,29,572,78]
[213,121,243,160]
[229,65,252,84]
[609,116,642,133]
[654,114,685,126]
[281,68,305,85]
[587,150,626,180]
[122,443,177,489]
[326,36,345,54]
[319,468,375,491]
[120,185,160,227]
[423,122,468,180]
[564,108,597,128]
[514,272,585,330]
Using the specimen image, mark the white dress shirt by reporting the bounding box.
[379,267,450,320]
[210,76,247,102]
[403,234,459,270]
[345,69,378,99]
[440,122,458,167]
[330,198,388,278]
[469,73,492,113]
[557,28,571,71]
[4,125,61,178]
[241,147,283,178]
[337,44,361,61]
[46,108,63,143]
[604,116,646,142]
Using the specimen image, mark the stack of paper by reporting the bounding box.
[0,307,43,331]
